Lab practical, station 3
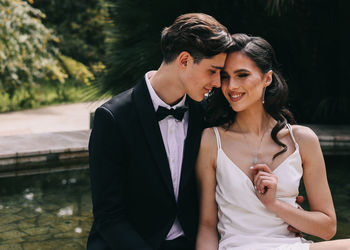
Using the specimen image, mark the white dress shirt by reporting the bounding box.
[145,71,188,240]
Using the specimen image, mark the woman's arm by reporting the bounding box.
[196,128,219,250]
[252,125,336,240]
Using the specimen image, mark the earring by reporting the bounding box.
[262,87,266,104]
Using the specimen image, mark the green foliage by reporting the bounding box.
[0,0,61,97]
[44,63,68,83]
[32,0,109,66]
[59,55,94,85]
[0,80,90,112]
[99,0,203,95]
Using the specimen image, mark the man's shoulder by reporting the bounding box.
[102,88,134,111]
[94,87,136,123]
[100,77,147,114]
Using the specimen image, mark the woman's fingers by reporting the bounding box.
[250,164,272,176]
[255,176,276,194]
[252,168,277,194]
[251,164,278,195]
[253,171,272,190]
[253,170,271,182]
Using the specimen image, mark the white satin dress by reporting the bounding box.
[213,125,312,250]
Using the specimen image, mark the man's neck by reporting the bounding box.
[149,63,186,106]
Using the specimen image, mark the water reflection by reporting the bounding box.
[57,206,74,217]
[0,156,349,249]
[300,155,350,241]
[0,168,92,249]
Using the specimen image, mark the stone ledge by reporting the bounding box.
[0,130,90,177]
[0,125,349,177]
[307,124,350,155]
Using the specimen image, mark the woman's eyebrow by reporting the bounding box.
[233,69,249,73]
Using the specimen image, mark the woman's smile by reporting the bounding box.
[229,92,245,102]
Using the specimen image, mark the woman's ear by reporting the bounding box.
[264,70,273,87]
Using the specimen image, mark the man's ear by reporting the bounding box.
[177,51,192,69]
[264,70,273,87]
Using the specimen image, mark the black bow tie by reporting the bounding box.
[156,106,188,121]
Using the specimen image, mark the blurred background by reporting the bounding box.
[1,0,349,124]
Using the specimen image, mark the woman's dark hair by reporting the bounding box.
[206,33,295,160]
[161,13,233,63]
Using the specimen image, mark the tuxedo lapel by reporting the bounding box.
[132,79,176,201]
[178,98,203,198]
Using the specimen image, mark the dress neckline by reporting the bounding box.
[218,147,299,185]
[213,124,300,184]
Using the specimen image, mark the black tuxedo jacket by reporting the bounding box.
[87,78,205,250]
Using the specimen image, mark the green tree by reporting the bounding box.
[0,0,64,97]
[32,0,109,67]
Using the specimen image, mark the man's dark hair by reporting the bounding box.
[161,13,233,63]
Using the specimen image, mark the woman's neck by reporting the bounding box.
[233,109,273,136]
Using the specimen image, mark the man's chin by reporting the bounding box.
[194,95,205,102]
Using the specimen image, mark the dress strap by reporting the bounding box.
[286,123,298,148]
[213,127,222,150]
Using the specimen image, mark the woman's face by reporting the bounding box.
[220,52,272,113]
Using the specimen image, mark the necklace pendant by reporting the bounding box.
[253,156,258,165]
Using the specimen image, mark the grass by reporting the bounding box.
[0,80,103,113]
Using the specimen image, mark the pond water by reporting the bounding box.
[0,167,92,249]
[301,155,350,241]
[0,156,349,249]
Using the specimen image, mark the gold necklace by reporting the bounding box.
[236,119,270,165]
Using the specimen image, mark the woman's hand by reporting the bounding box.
[251,164,278,210]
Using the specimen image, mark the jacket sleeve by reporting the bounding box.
[89,106,152,249]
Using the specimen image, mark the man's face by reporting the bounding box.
[182,53,227,102]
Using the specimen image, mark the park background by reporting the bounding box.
[0,0,349,249]
[1,0,349,124]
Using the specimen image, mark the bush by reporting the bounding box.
[32,0,109,66]
[0,0,63,97]
[0,80,90,112]
[59,55,94,85]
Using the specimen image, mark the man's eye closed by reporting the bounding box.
[238,73,248,78]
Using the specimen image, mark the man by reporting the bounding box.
[87,13,233,250]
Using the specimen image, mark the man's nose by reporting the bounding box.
[212,74,221,88]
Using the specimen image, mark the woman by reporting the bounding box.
[196,34,350,249]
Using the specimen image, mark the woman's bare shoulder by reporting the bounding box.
[290,125,319,144]
[201,127,218,149]
[290,125,322,161]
